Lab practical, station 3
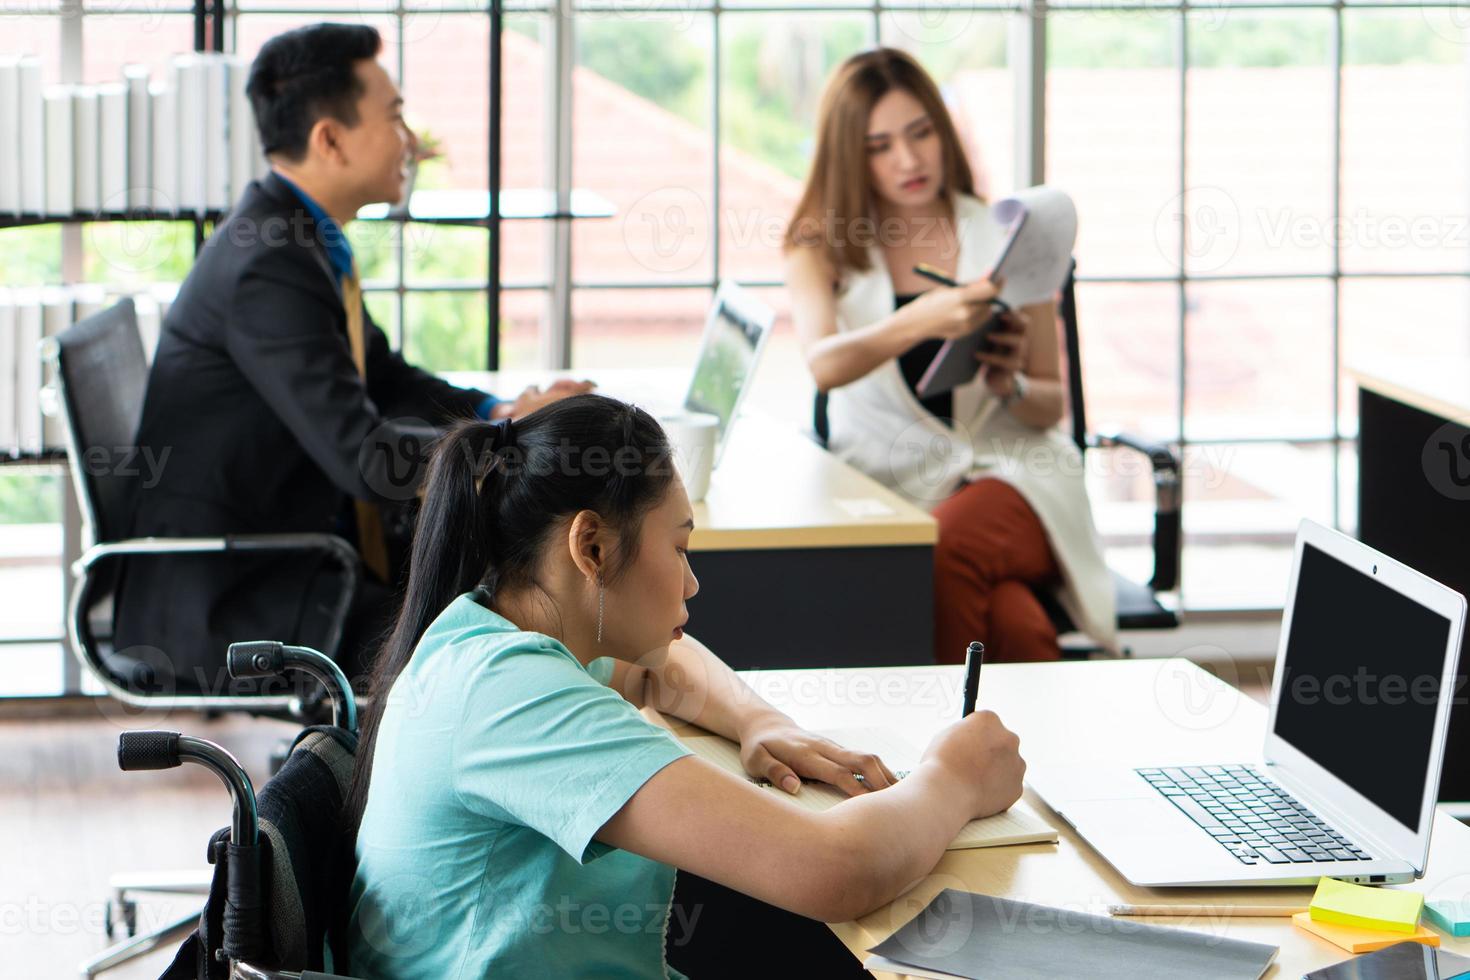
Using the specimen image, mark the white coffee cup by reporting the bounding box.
[658,411,720,502]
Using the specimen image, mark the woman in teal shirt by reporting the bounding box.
[345,393,1026,978]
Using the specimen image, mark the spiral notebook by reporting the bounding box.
[678,727,1057,851]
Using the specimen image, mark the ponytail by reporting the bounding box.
[343,416,512,832]
[343,395,672,834]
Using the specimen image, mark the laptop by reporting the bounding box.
[1030,519,1466,887]
[679,280,775,468]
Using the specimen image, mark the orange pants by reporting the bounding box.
[932,478,1062,664]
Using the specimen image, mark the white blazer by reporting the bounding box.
[825,192,1118,650]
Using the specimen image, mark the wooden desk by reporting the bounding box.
[445,369,939,668]
[1351,359,1470,805]
[665,660,1470,977]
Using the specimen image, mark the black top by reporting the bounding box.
[894,292,953,424]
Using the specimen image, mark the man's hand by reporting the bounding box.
[491,378,596,420]
[738,713,901,797]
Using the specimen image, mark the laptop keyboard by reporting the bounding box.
[1137,765,1374,865]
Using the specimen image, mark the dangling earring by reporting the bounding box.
[596,571,605,644]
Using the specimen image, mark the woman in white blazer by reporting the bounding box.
[783,47,1116,663]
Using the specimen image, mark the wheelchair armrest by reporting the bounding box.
[1088,431,1182,594]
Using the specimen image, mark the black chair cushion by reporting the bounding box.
[1036,569,1178,638]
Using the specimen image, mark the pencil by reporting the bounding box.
[1108,904,1307,918]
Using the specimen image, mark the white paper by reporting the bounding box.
[0,291,16,452]
[98,83,128,211]
[203,54,229,211]
[18,58,43,213]
[989,185,1078,308]
[123,66,151,211]
[680,729,1058,850]
[15,291,42,453]
[0,58,19,214]
[42,87,74,216]
[72,86,100,212]
[39,288,72,450]
[173,57,205,212]
[834,497,897,519]
[149,81,177,211]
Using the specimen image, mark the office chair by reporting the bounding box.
[1046,259,1181,648]
[46,298,361,711]
[811,260,1181,655]
[100,642,362,980]
[51,299,362,975]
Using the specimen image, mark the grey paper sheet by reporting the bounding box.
[869,889,1278,980]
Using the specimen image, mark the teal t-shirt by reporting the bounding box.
[348,593,693,978]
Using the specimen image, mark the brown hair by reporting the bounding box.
[783,47,979,278]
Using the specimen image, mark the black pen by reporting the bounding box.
[913,264,1010,315]
[962,641,985,717]
[914,262,960,288]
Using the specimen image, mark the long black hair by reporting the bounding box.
[343,393,674,832]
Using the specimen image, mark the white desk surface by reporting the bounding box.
[446,369,938,551]
[1351,357,1470,426]
[656,660,1470,978]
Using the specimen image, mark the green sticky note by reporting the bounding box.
[1426,899,1470,938]
[1309,876,1424,934]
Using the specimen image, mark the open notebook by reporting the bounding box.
[677,727,1057,851]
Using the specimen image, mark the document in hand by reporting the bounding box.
[865,889,1279,980]
[915,186,1079,398]
[987,185,1079,308]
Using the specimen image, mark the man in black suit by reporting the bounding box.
[114,23,589,691]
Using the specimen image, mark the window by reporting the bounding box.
[1049,3,1468,609]
[6,0,1466,695]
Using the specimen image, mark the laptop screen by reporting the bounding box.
[684,297,765,444]
[1273,542,1452,830]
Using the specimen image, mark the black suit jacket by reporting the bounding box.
[114,173,491,689]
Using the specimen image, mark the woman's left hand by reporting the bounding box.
[976,310,1030,399]
[737,714,900,797]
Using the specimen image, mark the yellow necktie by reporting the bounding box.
[342,263,392,583]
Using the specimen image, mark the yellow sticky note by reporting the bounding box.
[1293,911,1441,953]
[1309,877,1424,934]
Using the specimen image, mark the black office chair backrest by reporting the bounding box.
[51,298,149,544]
